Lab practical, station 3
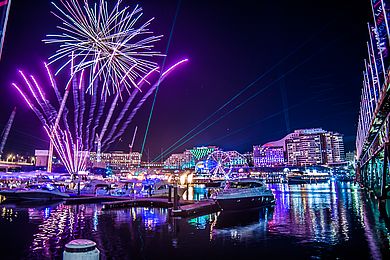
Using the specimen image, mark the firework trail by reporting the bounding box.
[79,70,86,143]
[44,0,163,97]
[72,72,79,139]
[86,80,98,150]
[13,57,187,173]
[12,1,189,174]
[102,59,188,149]
[104,66,161,143]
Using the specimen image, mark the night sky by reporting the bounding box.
[0,0,371,160]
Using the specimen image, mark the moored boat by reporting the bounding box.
[0,183,70,202]
[287,170,330,184]
[211,178,275,211]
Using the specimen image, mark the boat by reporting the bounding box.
[140,179,186,198]
[0,183,70,202]
[211,178,275,211]
[287,170,330,184]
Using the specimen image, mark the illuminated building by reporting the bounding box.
[189,146,218,161]
[163,146,218,170]
[243,151,254,166]
[254,128,345,167]
[35,150,49,167]
[345,151,355,165]
[286,128,345,166]
[141,161,164,168]
[163,150,194,169]
[225,150,248,167]
[253,145,285,167]
[89,151,141,170]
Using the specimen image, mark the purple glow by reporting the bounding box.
[19,70,39,102]
[44,62,56,91]
[30,75,46,102]
[162,58,189,77]
[78,70,84,90]
[137,67,160,86]
[12,83,34,110]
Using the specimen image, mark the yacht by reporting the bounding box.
[140,179,187,198]
[0,183,70,202]
[287,170,330,184]
[211,178,275,211]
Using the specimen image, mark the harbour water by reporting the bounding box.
[0,181,389,259]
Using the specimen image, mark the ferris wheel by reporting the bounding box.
[206,151,232,178]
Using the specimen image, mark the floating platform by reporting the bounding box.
[171,199,220,217]
[65,195,221,218]
[101,197,194,210]
[64,195,129,205]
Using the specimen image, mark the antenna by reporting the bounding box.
[129,126,138,153]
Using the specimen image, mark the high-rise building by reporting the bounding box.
[286,129,327,166]
[254,128,345,167]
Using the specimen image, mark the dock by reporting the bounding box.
[64,195,127,205]
[64,195,221,218]
[101,197,195,210]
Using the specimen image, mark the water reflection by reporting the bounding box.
[211,208,272,242]
[0,182,388,259]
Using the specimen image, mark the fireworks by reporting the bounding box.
[11,0,189,175]
[44,0,163,98]
[12,59,188,174]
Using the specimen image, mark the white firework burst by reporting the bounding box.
[44,0,163,97]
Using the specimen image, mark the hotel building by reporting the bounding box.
[254,128,345,167]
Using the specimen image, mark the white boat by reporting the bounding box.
[0,183,70,201]
[140,180,186,198]
[287,170,330,184]
[211,178,275,211]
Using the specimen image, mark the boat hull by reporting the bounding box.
[215,194,275,211]
[287,177,329,184]
[0,190,69,202]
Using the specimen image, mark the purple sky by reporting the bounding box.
[0,0,371,160]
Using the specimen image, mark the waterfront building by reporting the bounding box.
[345,151,355,162]
[141,161,164,168]
[286,128,345,166]
[89,151,141,170]
[254,128,345,167]
[189,146,218,161]
[163,150,194,169]
[243,151,254,166]
[253,145,285,167]
[225,150,248,167]
[35,150,49,167]
[286,129,327,166]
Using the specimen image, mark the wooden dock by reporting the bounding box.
[64,195,130,205]
[171,199,220,217]
[101,198,195,210]
[64,195,221,218]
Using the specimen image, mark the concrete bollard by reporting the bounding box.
[63,239,100,260]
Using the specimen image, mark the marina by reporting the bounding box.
[0,182,388,259]
[0,0,388,259]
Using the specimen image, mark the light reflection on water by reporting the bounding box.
[0,182,389,259]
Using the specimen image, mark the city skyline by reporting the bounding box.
[0,0,370,159]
